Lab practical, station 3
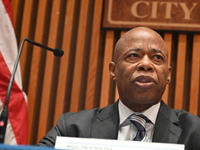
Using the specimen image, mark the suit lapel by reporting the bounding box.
[90,101,119,139]
[153,101,182,143]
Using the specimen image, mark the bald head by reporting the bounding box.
[113,27,168,63]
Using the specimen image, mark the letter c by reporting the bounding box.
[131,1,149,18]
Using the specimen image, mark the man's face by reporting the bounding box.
[110,28,171,111]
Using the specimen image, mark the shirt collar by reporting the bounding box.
[118,99,160,126]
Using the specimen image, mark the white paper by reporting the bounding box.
[55,136,184,150]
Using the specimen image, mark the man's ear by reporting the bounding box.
[109,62,116,80]
[167,66,172,84]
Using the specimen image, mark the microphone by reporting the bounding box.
[0,38,64,143]
[24,39,64,57]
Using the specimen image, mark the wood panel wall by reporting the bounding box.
[10,0,200,145]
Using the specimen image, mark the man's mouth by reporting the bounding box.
[133,76,156,89]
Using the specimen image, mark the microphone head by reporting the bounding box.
[54,48,64,57]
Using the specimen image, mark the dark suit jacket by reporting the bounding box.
[38,101,200,150]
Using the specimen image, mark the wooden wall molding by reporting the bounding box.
[103,0,200,31]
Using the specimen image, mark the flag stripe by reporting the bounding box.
[0,0,28,145]
[0,49,28,145]
[2,0,13,25]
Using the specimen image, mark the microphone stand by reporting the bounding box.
[0,38,64,143]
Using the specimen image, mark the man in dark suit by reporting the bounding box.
[38,27,200,150]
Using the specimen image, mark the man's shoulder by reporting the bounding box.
[59,101,119,123]
[160,101,200,124]
[62,107,100,120]
[174,109,200,125]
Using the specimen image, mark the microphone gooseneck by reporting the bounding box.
[24,39,64,57]
[0,38,64,143]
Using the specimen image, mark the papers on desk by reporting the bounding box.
[55,136,184,150]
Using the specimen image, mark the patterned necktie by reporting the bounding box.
[129,114,149,142]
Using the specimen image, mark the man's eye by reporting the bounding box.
[125,53,139,62]
[153,55,164,64]
[129,53,138,58]
[154,55,163,60]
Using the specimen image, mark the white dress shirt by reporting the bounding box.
[117,100,160,142]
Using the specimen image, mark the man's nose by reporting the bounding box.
[137,56,153,71]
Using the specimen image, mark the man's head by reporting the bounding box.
[109,27,171,112]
